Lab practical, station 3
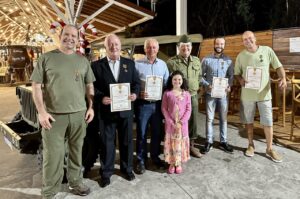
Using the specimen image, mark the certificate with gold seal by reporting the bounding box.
[245,66,262,90]
[211,77,228,98]
[145,75,163,100]
[110,83,131,112]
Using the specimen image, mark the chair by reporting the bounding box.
[228,79,241,115]
[270,70,293,127]
[290,78,300,140]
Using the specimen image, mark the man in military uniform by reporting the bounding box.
[167,35,202,158]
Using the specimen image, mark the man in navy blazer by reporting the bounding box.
[92,34,140,187]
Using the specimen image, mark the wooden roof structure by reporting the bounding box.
[92,33,203,48]
[0,0,154,45]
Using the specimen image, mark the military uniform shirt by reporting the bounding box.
[30,49,95,113]
[167,55,201,96]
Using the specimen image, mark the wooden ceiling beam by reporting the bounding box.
[78,0,113,28]
[64,0,74,24]
[80,14,120,29]
[7,28,21,42]
[73,0,85,24]
[47,0,69,24]
[26,0,50,35]
[0,23,11,31]
[14,0,28,18]
[5,26,19,41]
[28,0,60,45]
[112,0,154,18]
[0,25,12,38]
[128,16,149,27]
[0,9,26,31]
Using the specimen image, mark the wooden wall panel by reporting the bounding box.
[199,30,273,63]
[199,28,300,70]
[273,28,300,69]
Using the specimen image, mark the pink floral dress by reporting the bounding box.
[162,90,191,166]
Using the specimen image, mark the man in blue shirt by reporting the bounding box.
[200,37,234,154]
[135,38,169,174]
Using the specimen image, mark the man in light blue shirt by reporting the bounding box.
[135,38,169,174]
[200,37,234,154]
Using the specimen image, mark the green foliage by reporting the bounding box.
[128,0,300,38]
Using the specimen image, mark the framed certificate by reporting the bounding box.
[211,77,228,98]
[110,83,131,112]
[145,75,163,100]
[245,66,262,90]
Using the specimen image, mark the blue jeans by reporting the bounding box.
[135,100,163,164]
[205,94,228,143]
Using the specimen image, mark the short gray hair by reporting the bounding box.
[144,38,159,50]
[104,34,120,49]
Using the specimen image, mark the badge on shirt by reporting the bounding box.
[219,59,224,69]
[259,55,263,63]
[75,70,80,81]
[123,64,128,72]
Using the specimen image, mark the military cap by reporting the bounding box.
[178,34,191,43]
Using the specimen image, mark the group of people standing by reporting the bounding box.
[30,25,286,199]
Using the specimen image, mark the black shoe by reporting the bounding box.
[219,142,234,153]
[200,142,213,154]
[136,162,146,174]
[83,167,91,178]
[153,159,165,169]
[100,177,110,188]
[123,172,135,181]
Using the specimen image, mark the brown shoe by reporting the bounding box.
[245,145,255,157]
[190,146,202,158]
[69,183,90,196]
[266,149,283,163]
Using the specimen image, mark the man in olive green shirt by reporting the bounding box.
[167,35,202,158]
[31,25,95,199]
[235,30,286,163]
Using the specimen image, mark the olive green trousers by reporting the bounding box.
[41,110,86,198]
[189,95,199,140]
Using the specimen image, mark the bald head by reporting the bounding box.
[104,34,121,60]
[242,30,257,52]
[242,31,255,39]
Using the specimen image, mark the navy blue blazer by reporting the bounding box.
[92,56,140,120]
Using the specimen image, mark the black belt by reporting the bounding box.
[139,99,157,104]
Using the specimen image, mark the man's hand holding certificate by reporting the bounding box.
[245,66,262,90]
[110,83,131,112]
[145,75,163,101]
[211,77,228,98]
